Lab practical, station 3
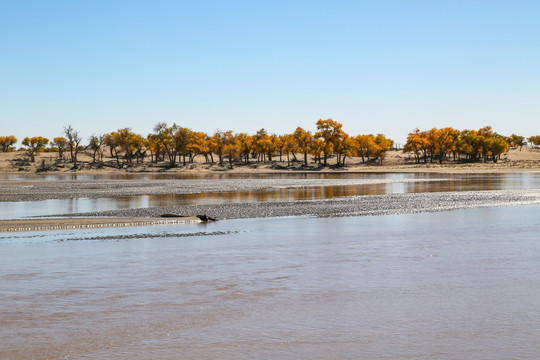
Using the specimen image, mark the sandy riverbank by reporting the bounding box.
[1,148,539,175]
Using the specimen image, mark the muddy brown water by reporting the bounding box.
[1,173,540,359]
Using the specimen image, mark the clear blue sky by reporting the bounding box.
[1,0,538,146]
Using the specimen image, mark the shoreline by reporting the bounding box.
[0,216,202,233]
[1,161,539,175]
[2,168,540,175]
[1,149,539,175]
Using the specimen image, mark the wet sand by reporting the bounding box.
[0,217,202,233]
[63,189,540,219]
[2,188,539,233]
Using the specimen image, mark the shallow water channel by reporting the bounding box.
[1,172,539,219]
[1,172,540,359]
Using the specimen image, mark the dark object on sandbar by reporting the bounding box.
[160,213,217,222]
[196,214,217,222]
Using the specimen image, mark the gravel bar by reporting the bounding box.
[59,189,540,220]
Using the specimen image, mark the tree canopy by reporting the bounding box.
[403,126,512,163]
[2,121,537,169]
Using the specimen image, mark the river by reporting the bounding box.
[1,172,539,359]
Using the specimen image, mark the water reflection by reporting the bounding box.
[1,197,152,220]
[0,172,458,181]
[2,206,540,359]
[1,173,539,219]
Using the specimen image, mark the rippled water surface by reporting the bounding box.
[1,172,540,359]
[1,205,540,359]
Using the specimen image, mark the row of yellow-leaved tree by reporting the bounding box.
[1,120,539,168]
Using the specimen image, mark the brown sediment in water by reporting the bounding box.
[0,217,201,233]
